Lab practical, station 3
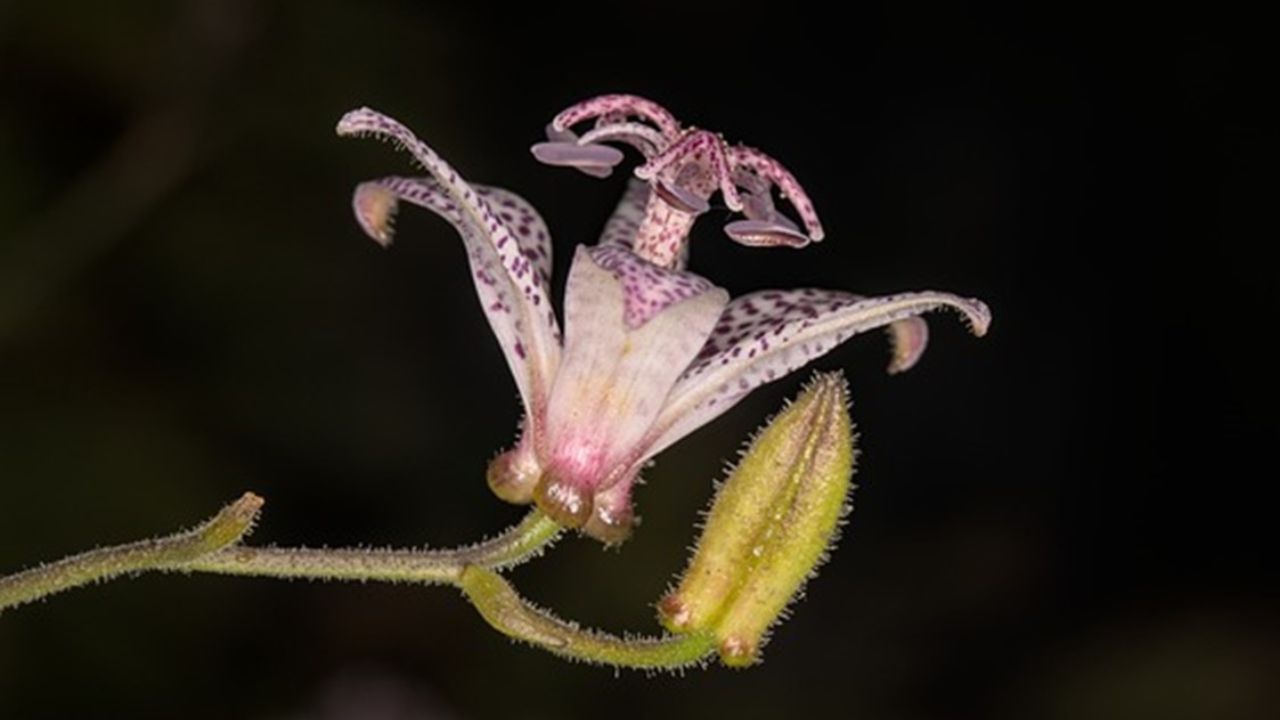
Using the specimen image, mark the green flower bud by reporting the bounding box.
[658,371,854,667]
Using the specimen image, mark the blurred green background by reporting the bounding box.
[0,2,1272,718]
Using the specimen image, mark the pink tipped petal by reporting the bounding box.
[724,219,811,248]
[552,94,682,139]
[529,141,625,177]
[598,178,650,249]
[353,182,399,247]
[587,244,721,329]
[646,289,990,456]
[886,317,930,374]
[730,145,825,242]
[542,247,728,493]
[337,106,562,420]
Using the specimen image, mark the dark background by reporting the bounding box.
[0,2,1272,719]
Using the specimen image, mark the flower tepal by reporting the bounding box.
[338,96,990,544]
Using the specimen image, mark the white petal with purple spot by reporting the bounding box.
[542,246,728,492]
[338,107,562,423]
[644,288,991,456]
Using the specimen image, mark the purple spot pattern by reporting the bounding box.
[337,110,556,329]
[338,105,562,411]
[587,245,718,329]
[545,95,828,268]
[660,289,990,435]
[370,176,559,341]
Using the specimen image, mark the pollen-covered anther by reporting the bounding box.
[653,178,710,214]
[723,219,811,248]
[530,125,625,178]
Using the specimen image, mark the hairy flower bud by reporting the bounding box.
[658,372,854,666]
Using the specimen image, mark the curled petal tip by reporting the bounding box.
[352,182,398,247]
[336,107,379,137]
[964,298,993,337]
[530,141,625,178]
[723,219,811,249]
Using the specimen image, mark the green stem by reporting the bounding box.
[459,565,717,671]
[2,496,715,670]
[176,510,561,583]
[0,495,561,615]
[0,493,263,615]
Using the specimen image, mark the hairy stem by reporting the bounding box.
[0,493,263,615]
[459,566,717,670]
[176,511,561,583]
[0,495,561,615]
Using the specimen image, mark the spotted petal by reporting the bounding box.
[645,289,991,456]
[536,246,728,530]
[339,109,561,422]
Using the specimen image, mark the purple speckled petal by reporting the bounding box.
[724,219,811,248]
[597,178,650,249]
[643,289,991,456]
[337,107,562,422]
[587,244,725,329]
[530,141,624,178]
[540,246,727,504]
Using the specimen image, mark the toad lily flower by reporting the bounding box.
[337,96,990,544]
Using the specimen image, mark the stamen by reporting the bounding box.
[729,145,825,242]
[530,141,625,178]
[577,122,667,156]
[636,131,743,211]
[723,219,810,248]
[552,94,682,139]
[654,178,710,214]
